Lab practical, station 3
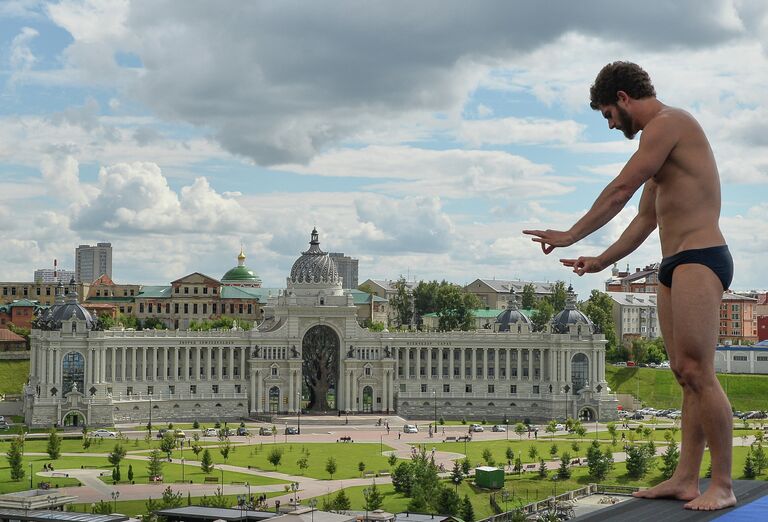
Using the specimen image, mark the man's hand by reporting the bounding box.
[560,256,605,276]
[522,229,575,254]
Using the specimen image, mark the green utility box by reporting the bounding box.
[475,466,504,489]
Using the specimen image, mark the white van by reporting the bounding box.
[403,424,418,433]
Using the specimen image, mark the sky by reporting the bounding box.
[1,0,767,301]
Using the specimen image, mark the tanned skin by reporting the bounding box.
[523,90,736,511]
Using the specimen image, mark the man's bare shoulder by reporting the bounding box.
[647,106,702,132]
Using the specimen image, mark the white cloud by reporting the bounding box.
[459,117,585,146]
[9,26,38,75]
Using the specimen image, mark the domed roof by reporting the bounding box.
[35,281,96,331]
[289,228,339,285]
[551,285,593,334]
[222,249,262,285]
[496,290,532,331]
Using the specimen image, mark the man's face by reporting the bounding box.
[599,103,637,139]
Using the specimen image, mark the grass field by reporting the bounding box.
[0,359,29,395]
[606,366,768,411]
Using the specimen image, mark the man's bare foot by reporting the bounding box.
[684,485,737,511]
[632,478,700,501]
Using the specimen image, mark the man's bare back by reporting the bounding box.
[647,107,725,256]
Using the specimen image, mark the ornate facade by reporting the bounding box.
[23,229,618,428]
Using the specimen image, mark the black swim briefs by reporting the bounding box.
[658,245,733,291]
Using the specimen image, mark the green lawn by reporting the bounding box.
[606,366,768,411]
[214,442,397,480]
[562,428,761,444]
[0,359,29,395]
[429,439,615,467]
[18,436,219,455]
[97,458,283,486]
[0,454,83,493]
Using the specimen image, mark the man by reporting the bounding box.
[523,62,735,511]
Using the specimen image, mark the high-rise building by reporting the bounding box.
[75,243,112,284]
[34,268,75,284]
[329,252,358,289]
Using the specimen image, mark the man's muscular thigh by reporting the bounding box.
[669,264,722,365]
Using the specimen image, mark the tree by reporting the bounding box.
[514,454,523,475]
[267,448,283,469]
[159,432,176,459]
[506,446,514,463]
[82,426,92,450]
[580,290,619,361]
[450,461,464,488]
[743,449,757,479]
[752,443,767,475]
[607,422,618,446]
[548,281,568,311]
[108,443,127,467]
[200,449,214,474]
[586,440,613,481]
[46,428,62,460]
[515,423,527,440]
[521,283,536,309]
[112,466,121,482]
[392,462,414,495]
[147,449,164,480]
[557,452,572,480]
[530,300,554,332]
[219,439,234,463]
[659,436,679,480]
[549,443,558,458]
[297,456,309,474]
[436,283,481,331]
[538,458,548,478]
[388,453,398,467]
[625,444,652,479]
[460,495,475,522]
[390,277,413,327]
[482,448,495,466]
[325,457,337,479]
[434,486,461,516]
[528,445,539,461]
[197,487,231,508]
[161,486,184,508]
[413,280,441,325]
[127,464,134,482]
[92,500,113,514]
[331,489,351,511]
[546,420,557,440]
[461,457,471,476]
[363,481,384,511]
[6,435,24,481]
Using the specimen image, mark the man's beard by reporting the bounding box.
[617,105,637,139]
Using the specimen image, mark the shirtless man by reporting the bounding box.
[523,62,735,511]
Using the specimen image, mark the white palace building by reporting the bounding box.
[23,229,618,428]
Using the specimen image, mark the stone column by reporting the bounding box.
[382,370,388,411]
[228,348,235,380]
[448,348,455,379]
[516,348,522,380]
[438,348,444,379]
[206,347,213,380]
[505,348,511,381]
[404,349,410,379]
[163,347,169,381]
[121,347,127,382]
[30,343,36,377]
[49,348,56,387]
[217,347,223,381]
[256,370,263,412]
[471,348,477,380]
[141,347,147,381]
[131,347,137,381]
[528,349,534,381]
[460,347,466,379]
[289,370,294,411]
[239,347,245,380]
[250,369,257,412]
[415,349,421,380]
[195,346,201,380]
[111,348,117,382]
[87,348,93,386]
[388,370,395,411]
[493,348,499,381]
[482,348,488,379]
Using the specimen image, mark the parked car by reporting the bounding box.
[222,428,236,437]
[203,428,219,437]
[0,422,10,431]
[668,411,682,419]
[628,412,644,420]
[614,362,627,367]
[237,427,249,436]
[92,429,117,438]
[554,424,566,431]
[626,361,636,367]
[491,425,506,432]
[156,429,169,438]
[403,424,418,433]
[284,426,299,435]
[259,427,273,436]
[659,361,671,368]
[469,424,484,432]
[173,429,186,438]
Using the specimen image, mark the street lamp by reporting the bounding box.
[453,475,460,493]
[110,491,120,513]
[29,463,32,489]
[308,498,317,522]
[297,392,301,435]
[148,393,153,438]
[433,389,437,433]
[181,458,185,482]
[562,384,570,421]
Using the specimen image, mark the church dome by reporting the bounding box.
[551,285,593,334]
[289,228,339,284]
[221,249,262,286]
[35,280,96,331]
[495,290,532,331]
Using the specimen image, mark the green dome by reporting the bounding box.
[222,249,262,285]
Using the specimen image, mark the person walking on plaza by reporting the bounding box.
[524,61,735,511]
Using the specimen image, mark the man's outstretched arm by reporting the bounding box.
[524,114,677,254]
[561,180,658,276]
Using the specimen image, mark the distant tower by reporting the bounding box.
[75,242,112,284]
[329,252,359,289]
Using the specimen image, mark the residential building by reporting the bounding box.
[23,229,617,428]
[0,328,26,351]
[358,279,417,325]
[0,299,44,329]
[75,242,112,284]
[1,281,89,306]
[329,252,358,289]
[34,268,75,284]
[464,279,555,309]
[605,263,660,293]
[606,292,660,343]
[719,292,758,345]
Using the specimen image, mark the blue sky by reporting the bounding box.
[1,0,766,300]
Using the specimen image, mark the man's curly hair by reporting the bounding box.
[590,61,656,109]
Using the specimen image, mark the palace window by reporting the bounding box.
[487,385,495,393]
[62,352,85,395]
[465,384,472,393]
[510,385,517,394]
[190,385,196,394]
[443,384,450,393]
[532,385,540,394]
[421,384,427,393]
[212,385,219,394]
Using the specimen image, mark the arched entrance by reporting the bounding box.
[62,410,86,427]
[362,386,373,413]
[302,325,340,412]
[579,406,596,422]
[571,353,589,391]
[268,387,280,413]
